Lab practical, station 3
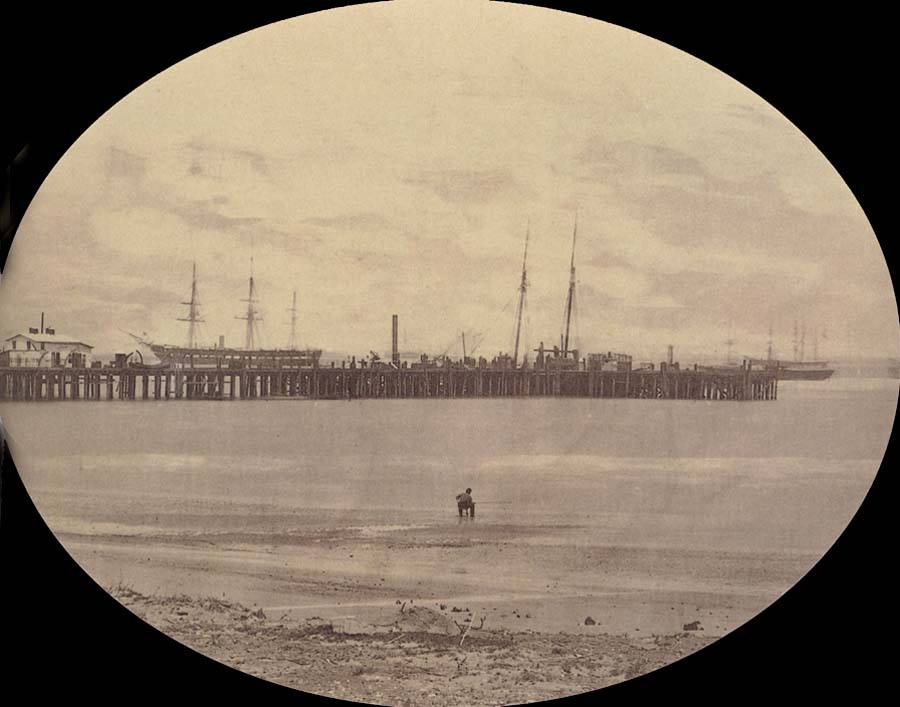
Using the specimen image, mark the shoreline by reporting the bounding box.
[59,527,806,639]
[112,584,716,706]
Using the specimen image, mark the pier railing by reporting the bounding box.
[0,364,778,402]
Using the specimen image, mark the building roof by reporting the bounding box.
[6,332,94,348]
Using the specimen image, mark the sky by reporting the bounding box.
[1,0,897,363]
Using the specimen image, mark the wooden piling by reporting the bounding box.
[0,363,780,404]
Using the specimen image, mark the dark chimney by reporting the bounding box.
[392,315,399,365]
[41,312,45,334]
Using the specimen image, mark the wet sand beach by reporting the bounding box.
[63,514,810,640]
[46,499,826,704]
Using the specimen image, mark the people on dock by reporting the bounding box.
[456,488,475,517]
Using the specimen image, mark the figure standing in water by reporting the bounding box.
[456,488,475,517]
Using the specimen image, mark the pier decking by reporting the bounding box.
[0,363,777,402]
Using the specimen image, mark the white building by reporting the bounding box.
[1,329,93,367]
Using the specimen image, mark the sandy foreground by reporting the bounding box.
[111,584,715,706]
[55,514,815,706]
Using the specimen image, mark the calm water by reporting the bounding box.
[2,378,896,555]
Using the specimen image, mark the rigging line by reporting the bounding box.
[439,332,461,358]
[468,330,488,356]
[562,214,577,355]
[468,291,517,356]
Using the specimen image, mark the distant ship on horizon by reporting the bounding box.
[759,319,835,380]
[702,321,835,381]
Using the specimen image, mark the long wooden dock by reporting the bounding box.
[0,363,777,402]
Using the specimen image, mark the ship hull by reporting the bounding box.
[149,344,322,369]
[748,359,835,381]
[777,367,835,381]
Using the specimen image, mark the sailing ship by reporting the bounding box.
[511,216,632,373]
[129,263,322,369]
[751,320,834,380]
[698,321,835,381]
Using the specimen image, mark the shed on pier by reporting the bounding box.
[1,331,94,368]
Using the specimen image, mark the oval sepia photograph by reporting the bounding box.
[2,2,896,705]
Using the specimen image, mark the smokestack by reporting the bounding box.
[219,335,225,349]
[392,315,399,365]
[41,312,44,334]
[667,345,674,366]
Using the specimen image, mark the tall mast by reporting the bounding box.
[512,223,530,367]
[287,289,298,350]
[562,214,577,357]
[177,261,204,348]
[792,319,799,362]
[236,247,262,350]
[799,318,806,362]
[812,325,818,361]
[767,321,773,362]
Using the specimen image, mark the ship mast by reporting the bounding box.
[562,214,577,358]
[512,223,530,368]
[177,261,204,348]
[767,321,773,362]
[236,249,262,350]
[799,318,806,362]
[792,319,799,362]
[725,338,735,365]
[287,289,298,350]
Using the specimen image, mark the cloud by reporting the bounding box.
[185,139,270,176]
[124,284,184,309]
[725,102,776,127]
[576,139,708,181]
[165,200,263,232]
[403,168,528,204]
[105,146,147,181]
[300,212,394,232]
